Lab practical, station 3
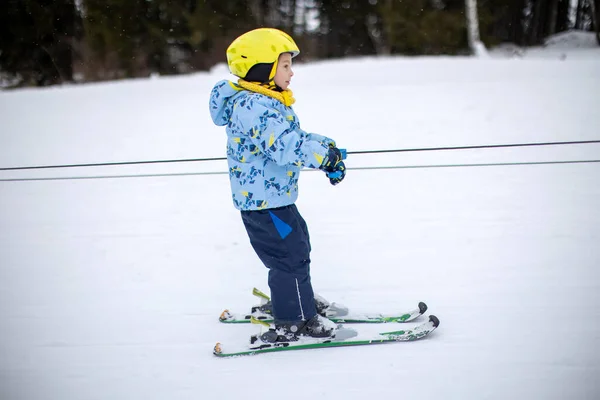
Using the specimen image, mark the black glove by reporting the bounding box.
[322,147,341,171]
[320,146,347,185]
[326,162,346,185]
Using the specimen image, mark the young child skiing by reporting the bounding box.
[209,28,346,342]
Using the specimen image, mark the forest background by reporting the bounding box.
[1,0,599,87]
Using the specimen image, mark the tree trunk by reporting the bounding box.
[590,0,600,44]
[556,0,570,32]
[465,0,486,55]
[548,0,559,35]
[576,0,585,29]
[508,0,526,45]
[529,0,549,45]
[249,0,264,26]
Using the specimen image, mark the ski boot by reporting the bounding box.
[256,314,337,344]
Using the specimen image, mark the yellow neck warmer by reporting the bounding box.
[237,79,295,107]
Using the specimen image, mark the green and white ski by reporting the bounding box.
[213,315,440,357]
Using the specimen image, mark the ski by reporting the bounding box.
[213,315,439,357]
[219,288,427,324]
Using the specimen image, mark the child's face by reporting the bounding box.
[274,53,294,90]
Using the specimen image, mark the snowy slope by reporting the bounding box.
[1,47,600,400]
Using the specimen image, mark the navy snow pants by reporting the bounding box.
[241,204,317,324]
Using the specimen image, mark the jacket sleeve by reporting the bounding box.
[306,133,336,148]
[236,98,329,169]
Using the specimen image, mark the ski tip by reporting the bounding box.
[429,315,440,328]
[219,309,232,322]
[418,302,428,314]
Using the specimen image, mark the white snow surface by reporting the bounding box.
[1,45,600,400]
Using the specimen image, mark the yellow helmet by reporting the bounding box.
[226,28,300,81]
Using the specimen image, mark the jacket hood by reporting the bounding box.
[209,80,244,126]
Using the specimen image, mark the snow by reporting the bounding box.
[544,30,599,49]
[1,43,600,400]
[490,30,600,60]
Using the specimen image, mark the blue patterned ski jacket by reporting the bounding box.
[209,80,334,211]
